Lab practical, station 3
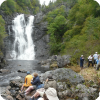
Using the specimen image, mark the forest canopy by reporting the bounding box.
[0,0,40,15]
[44,0,100,63]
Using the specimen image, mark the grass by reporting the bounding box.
[66,65,81,73]
[65,64,100,87]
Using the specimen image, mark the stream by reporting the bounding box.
[0,59,49,95]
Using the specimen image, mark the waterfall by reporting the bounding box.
[10,14,35,60]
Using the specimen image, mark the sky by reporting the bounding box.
[40,0,56,5]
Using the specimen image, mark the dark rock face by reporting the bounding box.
[1,13,22,59]
[33,12,50,60]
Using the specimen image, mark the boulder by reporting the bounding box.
[40,68,84,85]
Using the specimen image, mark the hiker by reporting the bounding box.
[30,75,57,100]
[37,87,59,100]
[88,55,93,67]
[24,73,42,95]
[93,52,98,67]
[80,55,84,70]
[21,71,33,91]
[96,55,100,70]
[54,55,57,60]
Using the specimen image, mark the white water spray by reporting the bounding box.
[10,14,35,60]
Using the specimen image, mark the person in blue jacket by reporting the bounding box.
[24,73,43,95]
[80,55,84,70]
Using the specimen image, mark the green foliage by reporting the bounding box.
[44,0,100,63]
[81,16,100,38]
[63,25,82,41]
[46,5,67,23]
[48,15,67,54]
[46,6,67,54]
[0,0,40,15]
[58,0,100,63]
[0,15,6,45]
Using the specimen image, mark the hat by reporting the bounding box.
[45,87,59,100]
[95,52,98,54]
[81,55,83,57]
[27,71,30,74]
[47,75,53,79]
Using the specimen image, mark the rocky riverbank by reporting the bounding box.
[0,56,99,100]
[1,68,99,100]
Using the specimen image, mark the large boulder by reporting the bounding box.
[40,68,84,85]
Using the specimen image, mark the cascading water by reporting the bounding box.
[10,14,35,60]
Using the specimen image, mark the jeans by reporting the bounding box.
[36,84,44,90]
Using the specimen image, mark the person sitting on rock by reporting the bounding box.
[21,71,33,91]
[37,87,59,100]
[24,73,42,95]
[30,75,57,100]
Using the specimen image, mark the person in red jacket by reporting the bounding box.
[21,71,33,91]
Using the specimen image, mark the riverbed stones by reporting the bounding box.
[17,69,27,73]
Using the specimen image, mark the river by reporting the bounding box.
[0,60,48,86]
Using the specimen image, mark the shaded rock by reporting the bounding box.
[10,80,23,88]
[1,58,6,64]
[17,70,27,73]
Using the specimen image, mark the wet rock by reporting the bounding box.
[10,80,23,88]
[17,70,27,73]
